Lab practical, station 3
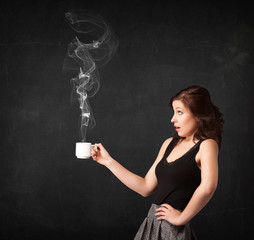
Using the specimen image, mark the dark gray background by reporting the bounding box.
[0,0,253,239]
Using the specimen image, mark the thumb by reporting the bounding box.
[95,143,104,151]
[95,143,110,157]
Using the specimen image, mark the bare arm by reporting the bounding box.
[177,139,219,224]
[92,138,172,197]
[155,139,219,225]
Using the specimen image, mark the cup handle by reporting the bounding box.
[91,144,96,154]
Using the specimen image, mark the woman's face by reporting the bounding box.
[171,100,198,139]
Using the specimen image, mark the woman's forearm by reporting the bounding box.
[178,185,216,225]
[106,158,148,197]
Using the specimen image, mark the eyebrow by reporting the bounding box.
[176,107,183,110]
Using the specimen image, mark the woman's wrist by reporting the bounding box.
[105,156,115,168]
[176,213,187,226]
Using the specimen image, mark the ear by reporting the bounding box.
[195,117,200,122]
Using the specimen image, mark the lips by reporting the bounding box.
[175,126,180,131]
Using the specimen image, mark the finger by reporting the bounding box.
[93,146,99,153]
[154,212,165,216]
[160,204,171,209]
[91,151,98,158]
[156,216,165,221]
[93,144,101,154]
[155,211,166,217]
[155,207,166,212]
[96,143,106,151]
[93,144,100,152]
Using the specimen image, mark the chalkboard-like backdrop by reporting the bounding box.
[0,0,253,239]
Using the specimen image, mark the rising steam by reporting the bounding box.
[64,10,118,141]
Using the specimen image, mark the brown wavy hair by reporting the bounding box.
[170,86,224,148]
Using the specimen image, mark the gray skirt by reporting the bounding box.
[134,204,197,240]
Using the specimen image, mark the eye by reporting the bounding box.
[177,111,183,115]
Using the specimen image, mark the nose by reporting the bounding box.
[171,114,176,123]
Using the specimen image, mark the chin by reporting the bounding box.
[179,135,186,138]
[177,132,184,137]
[177,132,188,138]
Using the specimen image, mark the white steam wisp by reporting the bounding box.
[64,10,118,141]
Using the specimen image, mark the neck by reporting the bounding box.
[183,135,197,143]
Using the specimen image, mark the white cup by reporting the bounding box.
[75,142,94,159]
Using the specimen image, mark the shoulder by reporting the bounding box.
[158,137,173,155]
[200,139,218,151]
[162,137,174,148]
[164,137,173,145]
[199,139,219,159]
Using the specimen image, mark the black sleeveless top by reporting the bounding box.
[154,138,203,210]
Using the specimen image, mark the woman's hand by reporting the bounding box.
[155,204,183,226]
[92,143,113,166]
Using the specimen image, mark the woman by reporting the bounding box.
[92,86,224,239]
